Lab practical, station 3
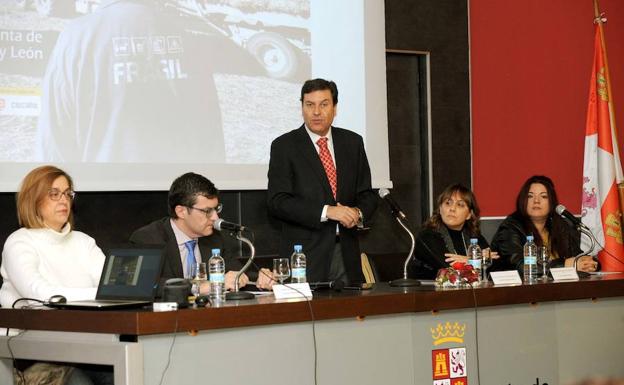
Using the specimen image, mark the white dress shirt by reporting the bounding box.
[304,125,336,222]
[170,219,200,278]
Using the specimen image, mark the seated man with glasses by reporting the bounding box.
[129,172,273,292]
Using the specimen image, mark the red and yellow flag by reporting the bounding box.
[581,22,624,271]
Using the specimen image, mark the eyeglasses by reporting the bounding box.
[188,203,222,217]
[48,188,76,201]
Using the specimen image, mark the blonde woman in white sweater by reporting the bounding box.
[0,165,104,309]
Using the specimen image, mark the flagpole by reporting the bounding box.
[593,0,617,119]
[593,0,624,235]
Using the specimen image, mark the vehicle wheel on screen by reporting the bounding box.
[246,32,299,80]
[34,0,74,17]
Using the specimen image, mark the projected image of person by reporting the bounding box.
[408,184,498,280]
[35,0,232,163]
[0,165,105,308]
[130,172,274,291]
[267,78,378,285]
[490,175,599,274]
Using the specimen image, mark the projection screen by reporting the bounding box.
[0,0,390,191]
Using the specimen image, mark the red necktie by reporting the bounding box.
[317,137,337,199]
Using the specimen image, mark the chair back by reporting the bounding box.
[361,252,379,284]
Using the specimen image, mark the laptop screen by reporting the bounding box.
[96,248,163,301]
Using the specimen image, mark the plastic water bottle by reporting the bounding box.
[209,248,226,303]
[467,238,482,282]
[290,245,307,283]
[523,235,538,283]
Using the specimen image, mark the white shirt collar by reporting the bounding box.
[170,219,196,246]
[304,125,333,145]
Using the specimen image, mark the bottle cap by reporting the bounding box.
[211,248,221,254]
[470,238,478,244]
[294,245,303,252]
[526,235,534,241]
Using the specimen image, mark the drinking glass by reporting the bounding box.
[192,262,208,296]
[273,258,290,284]
[537,247,549,280]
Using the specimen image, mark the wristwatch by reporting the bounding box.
[356,208,364,228]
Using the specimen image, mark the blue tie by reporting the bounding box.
[184,240,197,279]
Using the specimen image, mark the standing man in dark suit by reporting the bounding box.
[130,172,273,291]
[267,78,378,285]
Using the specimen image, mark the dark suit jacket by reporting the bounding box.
[129,217,243,289]
[409,227,490,280]
[267,125,377,283]
[490,213,588,274]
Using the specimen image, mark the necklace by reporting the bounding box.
[461,231,467,255]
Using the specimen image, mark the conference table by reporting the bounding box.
[1,275,624,385]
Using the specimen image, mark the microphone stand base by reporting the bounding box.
[225,291,255,300]
[389,278,421,287]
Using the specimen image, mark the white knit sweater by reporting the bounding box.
[0,224,105,308]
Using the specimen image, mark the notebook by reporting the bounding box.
[47,247,163,310]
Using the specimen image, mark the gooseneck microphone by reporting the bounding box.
[214,219,245,232]
[378,188,407,220]
[555,204,587,230]
[555,204,597,271]
[214,218,255,300]
[378,189,420,287]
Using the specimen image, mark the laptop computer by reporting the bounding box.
[47,247,163,310]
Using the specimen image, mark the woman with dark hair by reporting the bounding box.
[490,175,597,274]
[409,184,497,279]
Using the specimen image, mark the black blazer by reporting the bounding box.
[129,217,243,289]
[267,125,377,283]
[490,214,586,274]
[409,227,490,280]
